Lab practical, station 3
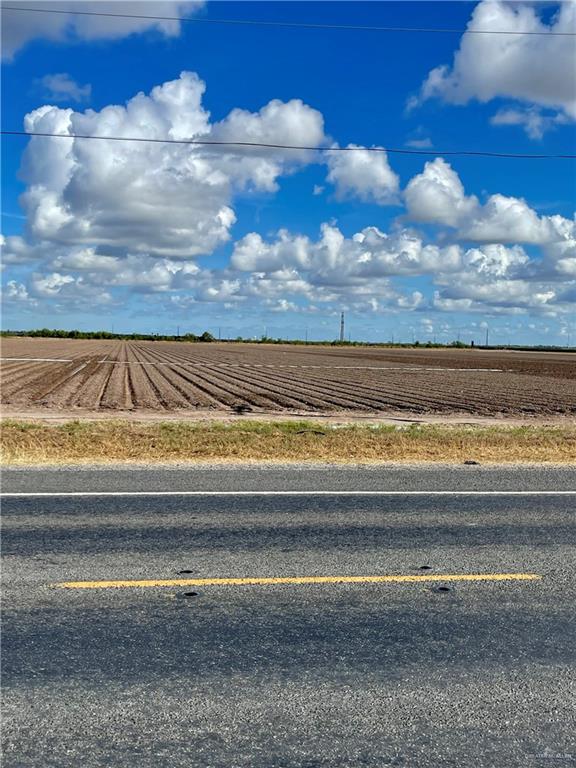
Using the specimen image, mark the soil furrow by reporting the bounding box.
[138,347,364,411]
[128,345,214,408]
[2,339,575,417]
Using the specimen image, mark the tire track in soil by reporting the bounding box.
[134,343,241,408]
[4,340,575,416]
[137,346,337,411]
[66,342,124,409]
[99,353,571,416]
[121,345,166,410]
[137,345,449,413]
[302,367,574,415]
[145,344,419,373]
[141,345,394,412]
[0,362,69,401]
[282,368,475,414]
[23,344,117,408]
[0,342,126,406]
[253,361,569,415]
[127,344,219,408]
[21,343,118,407]
[31,358,99,408]
[262,346,576,380]
[45,344,141,409]
[211,364,386,412]
[0,353,441,413]
[133,344,289,410]
[405,372,576,413]
[98,343,134,410]
[320,372,520,414]
[137,343,519,414]
[128,345,211,409]
[1,340,114,362]
[4,357,101,406]
[219,362,450,413]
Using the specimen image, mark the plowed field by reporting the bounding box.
[1,338,575,417]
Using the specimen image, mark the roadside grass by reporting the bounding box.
[1,419,575,464]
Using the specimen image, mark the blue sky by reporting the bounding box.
[2,1,575,344]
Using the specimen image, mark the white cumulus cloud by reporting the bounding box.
[5,280,31,302]
[231,223,574,316]
[490,107,569,140]
[404,158,478,227]
[37,73,92,103]
[326,145,399,205]
[2,1,204,61]
[414,0,576,135]
[19,71,326,260]
[405,158,575,246]
[230,224,456,312]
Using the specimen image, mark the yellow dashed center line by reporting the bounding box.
[53,573,541,590]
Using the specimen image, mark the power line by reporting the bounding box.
[2,131,575,160]
[2,5,575,36]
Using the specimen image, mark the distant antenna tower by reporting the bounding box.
[340,312,345,342]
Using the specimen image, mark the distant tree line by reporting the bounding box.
[0,329,572,352]
[0,328,215,342]
[234,336,574,352]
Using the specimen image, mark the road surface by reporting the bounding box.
[2,465,576,767]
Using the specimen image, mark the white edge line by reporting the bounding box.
[1,490,575,497]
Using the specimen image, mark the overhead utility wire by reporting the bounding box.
[2,131,575,160]
[2,6,574,36]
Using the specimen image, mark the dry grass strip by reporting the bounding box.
[1,419,575,465]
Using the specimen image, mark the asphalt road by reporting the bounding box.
[4,463,576,493]
[2,465,576,767]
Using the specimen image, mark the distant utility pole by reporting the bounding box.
[177,325,180,338]
[340,312,345,342]
[485,327,489,347]
[305,327,308,344]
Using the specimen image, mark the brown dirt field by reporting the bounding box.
[1,338,575,419]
